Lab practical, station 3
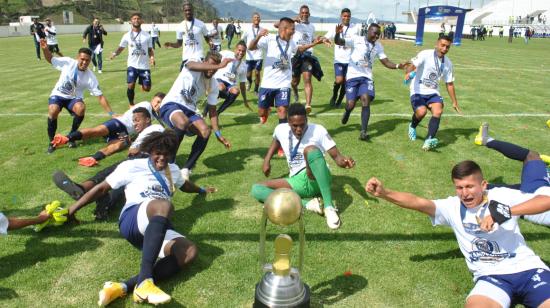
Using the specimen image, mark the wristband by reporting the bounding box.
[215,130,222,138]
[488,200,512,224]
[108,111,114,116]
[395,63,399,69]
[199,187,206,194]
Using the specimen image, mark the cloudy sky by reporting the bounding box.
[233,0,492,21]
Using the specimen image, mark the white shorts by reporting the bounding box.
[467,279,509,308]
[0,212,8,235]
[137,199,184,258]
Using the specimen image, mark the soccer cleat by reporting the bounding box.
[68,141,77,148]
[422,138,439,151]
[133,279,171,305]
[53,170,85,200]
[341,110,351,125]
[47,144,56,154]
[359,131,369,141]
[277,148,284,158]
[474,122,489,146]
[540,154,550,165]
[181,168,191,181]
[79,157,98,167]
[305,197,324,215]
[324,206,341,229]
[408,123,417,141]
[51,134,69,147]
[98,281,126,306]
[546,119,550,128]
[305,105,312,115]
[98,70,102,74]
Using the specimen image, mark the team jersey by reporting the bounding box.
[431,187,549,281]
[0,212,7,235]
[410,49,454,96]
[107,158,185,217]
[116,101,153,134]
[49,57,102,99]
[150,25,160,37]
[214,50,247,86]
[345,35,387,80]
[161,65,219,111]
[208,24,223,46]
[119,30,152,70]
[176,18,209,61]
[44,25,58,45]
[273,123,336,177]
[256,34,298,89]
[293,22,315,54]
[324,23,361,64]
[129,124,165,151]
[241,25,264,60]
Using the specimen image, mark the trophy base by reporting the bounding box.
[253,283,310,308]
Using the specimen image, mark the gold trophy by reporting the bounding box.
[254,188,310,307]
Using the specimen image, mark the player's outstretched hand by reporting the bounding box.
[217,136,231,149]
[365,177,385,197]
[243,100,253,112]
[262,161,271,177]
[258,28,269,37]
[335,24,344,34]
[203,186,217,194]
[452,102,462,115]
[342,156,355,168]
[38,210,51,223]
[150,56,155,67]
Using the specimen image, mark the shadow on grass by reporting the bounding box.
[173,196,235,235]
[310,273,368,306]
[0,287,18,300]
[0,236,103,279]
[191,147,268,180]
[311,98,395,117]
[220,114,260,128]
[331,175,375,214]
[409,248,463,262]
[436,127,478,149]
[326,117,407,140]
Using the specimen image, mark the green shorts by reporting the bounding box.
[286,169,330,198]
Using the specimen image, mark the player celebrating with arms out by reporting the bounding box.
[405,35,460,151]
[110,12,155,106]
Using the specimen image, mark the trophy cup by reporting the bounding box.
[254,188,310,308]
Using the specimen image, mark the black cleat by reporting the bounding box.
[52,171,85,200]
[341,111,351,125]
[68,141,77,148]
[47,144,56,154]
[359,131,369,141]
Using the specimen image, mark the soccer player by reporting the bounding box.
[41,40,114,154]
[51,93,164,166]
[249,17,321,125]
[324,8,360,107]
[225,20,236,49]
[164,2,210,71]
[0,210,50,235]
[241,12,264,95]
[208,18,224,52]
[82,18,107,73]
[110,12,155,106]
[251,103,355,229]
[159,51,232,179]
[67,131,199,305]
[150,22,161,49]
[335,23,407,141]
[290,5,329,113]
[30,18,45,60]
[405,35,460,151]
[365,161,550,307]
[44,18,63,57]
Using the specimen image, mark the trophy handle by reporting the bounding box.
[259,211,268,271]
[298,214,305,273]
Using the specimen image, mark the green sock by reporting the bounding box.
[306,149,334,208]
[250,184,274,203]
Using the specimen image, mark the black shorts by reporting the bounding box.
[48,44,60,53]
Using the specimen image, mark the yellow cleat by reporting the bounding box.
[474,122,489,146]
[133,279,171,305]
[98,281,126,306]
[540,154,550,165]
[546,119,550,128]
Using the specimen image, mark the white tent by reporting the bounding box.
[465,0,549,25]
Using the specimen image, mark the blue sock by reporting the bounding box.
[126,255,180,290]
[67,131,83,141]
[427,117,441,139]
[47,118,57,141]
[127,88,135,105]
[70,116,84,135]
[361,105,370,132]
[137,216,168,284]
[487,140,530,162]
[217,92,238,114]
[411,114,421,128]
[184,135,209,170]
[92,151,106,161]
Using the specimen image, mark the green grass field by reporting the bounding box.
[0,32,549,307]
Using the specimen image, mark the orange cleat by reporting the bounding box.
[51,134,69,147]
[78,157,98,167]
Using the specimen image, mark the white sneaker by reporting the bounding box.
[305,197,324,215]
[324,207,341,229]
[180,168,191,181]
[98,69,102,74]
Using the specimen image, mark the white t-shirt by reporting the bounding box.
[345,36,387,80]
[49,57,103,99]
[0,212,8,235]
[214,50,247,86]
[257,34,297,89]
[116,101,153,134]
[44,25,58,45]
[273,123,336,177]
[119,30,152,70]
[176,18,209,61]
[150,25,160,37]
[324,23,361,64]
[106,158,185,217]
[241,25,264,60]
[208,24,223,46]
[410,49,454,96]
[431,187,549,281]
[161,65,219,112]
[293,22,315,54]
[129,124,165,151]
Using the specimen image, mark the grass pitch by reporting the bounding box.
[0,32,548,307]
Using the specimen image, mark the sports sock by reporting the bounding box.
[70,115,84,134]
[410,114,421,128]
[127,88,135,105]
[361,105,371,132]
[67,131,83,141]
[137,215,169,285]
[331,82,339,101]
[254,83,259,92]
[124,255,180,291]
[486,140,530,162]
[337,83,346,104]
[217,92,238,114]
[250,184,274,203]
[92,151,106,161]
[218,89,228,100]
[47,118,57,141]
[247,76,252,85]
[306,149,334,208]
[427,117,441,139]
[183,135,209,170]
[279,118,288,124]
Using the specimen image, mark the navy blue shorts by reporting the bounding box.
[217,79,234,93]
[334,63,348,78]
[118,203,175,250]
[127,67,151,87]
[48,96,83,115]
[410,94,443,111]
[520,160,550,193]
[102,119,128,143]
[258,88,290,109]
[246,60,263,72]
[477,268,550,307]
[159,102,202,130]
[345,77,375,101]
